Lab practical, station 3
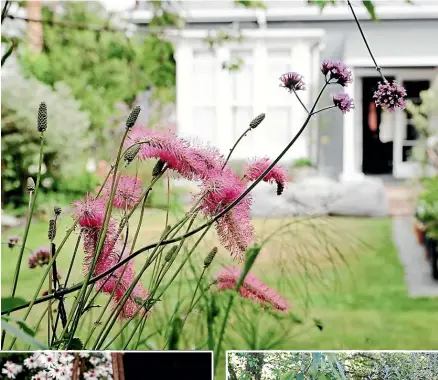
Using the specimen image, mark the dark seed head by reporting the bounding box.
[152,159,166,177]
[54,205,62,216]
[204,247,218,268]
[164,246,178,262]
[124,144,141,164]
[37,102,48,132]
[27,177,35,192]
[48,219,56,240]
[249,113,265,129]
[126,106,141,129]
[276,181,284,196]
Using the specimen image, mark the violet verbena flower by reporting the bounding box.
[200,170,254,261]
[373,80,407,111]
[243,158,290,195]
[216,266,290,312]
[103,175,143,210]
[73,196,150,319]
[321,59,353,87]
[332,92,355,113]
[7,235,20,249]
[28,247,50,269]
[279,72,306,92]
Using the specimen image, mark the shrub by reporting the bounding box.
[1,69,91,208]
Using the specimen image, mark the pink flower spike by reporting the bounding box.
[244,158,290,195]
[104,175,143,210]
[200,170,255,259]
[215,266,290,312]
[72,194,106,228]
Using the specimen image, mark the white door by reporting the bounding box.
[393,70,435,179]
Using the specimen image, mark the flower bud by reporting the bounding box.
[27,177,35,192]
[48,219,56,240]
[54,205,62,216]
[124,144,141,164]
[37,102,47,132]
[164,246,178,262]
[126,105,141,129]
[152,159,166,177]
[249,113,265,129]
[204,247,217,268]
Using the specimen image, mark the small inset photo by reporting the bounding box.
[226,351,438,379]
[1,351,213,380]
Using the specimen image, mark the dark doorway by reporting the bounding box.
[123,352,212,380]
[362,76,395,174]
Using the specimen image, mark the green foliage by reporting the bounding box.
[405,75,438,170]
[293,157,313,168]
[1,69,91,208]
[417,176,438,239]
[17,2,176,144]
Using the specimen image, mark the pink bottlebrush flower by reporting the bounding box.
[321,59,353,87]
[279,72,306,92]
[200,170,254,260]
[126,126,225,181]
[215,266,290,312]
[7,235,20,249]
[244,158,290,195]
[103,175,143,210]
[72,194,106,228]
[373,80,407,112]
[332,92,355,113]
[28,247,50,269]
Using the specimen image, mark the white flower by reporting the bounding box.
[83,369,98,380]
[31,370,50,380]
[59,353,74,365]
[38,353,56,369]
[47,364,66,380]
[24,356,40,369]
[79,352,90,358]
[89,356,101,366]
[2,361,23,379]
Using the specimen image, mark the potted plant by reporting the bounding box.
[416,177,438,279]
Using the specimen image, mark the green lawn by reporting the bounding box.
[2,211,438,359]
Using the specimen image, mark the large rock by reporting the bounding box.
[328,177,388,217]
[250,176,388,218]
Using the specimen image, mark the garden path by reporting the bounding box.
[393,216,438,296]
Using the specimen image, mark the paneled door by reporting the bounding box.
[393,69,435,179]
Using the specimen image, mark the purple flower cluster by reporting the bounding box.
[28,247,50,269]
[321,59,353,87]
[373,80,407,111]
[332,92,354,113]
[7,235,20,249]
[279,72,306,92]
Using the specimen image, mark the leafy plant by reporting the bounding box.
[1,69,91,208]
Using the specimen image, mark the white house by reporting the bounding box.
[130,0,438,180]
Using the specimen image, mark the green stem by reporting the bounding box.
[4,133,44,348]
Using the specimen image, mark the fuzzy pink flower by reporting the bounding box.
[216,266,290,312]
[126,126,225,180]
[373,80,407,111]
[244,158,290,195]
[72,194,106,228]
[103,175,143,210]
[200,170,254,260]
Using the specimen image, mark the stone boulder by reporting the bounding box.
[328,177,388,217]
[250,176,388,218]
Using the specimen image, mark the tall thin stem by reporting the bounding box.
[347,0,386,81]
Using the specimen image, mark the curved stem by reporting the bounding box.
[311,105,336,115]
[291,87,309,114]
[347,0,386,81]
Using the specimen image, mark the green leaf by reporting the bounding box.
[67,338,84,350]
[362,0,378,21]
[1,296,27,313]
[1,318,48,349]
[2,315,36,337]
[280,371,296,380]
[296,373,305,380]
